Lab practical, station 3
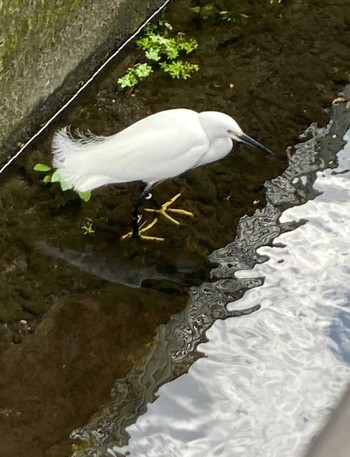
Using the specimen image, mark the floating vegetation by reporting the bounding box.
[117,21,199,89]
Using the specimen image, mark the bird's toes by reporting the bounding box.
[167,208,194,217]
[120,217,164,241]
[144,207,180,225]
[144,193,193,225]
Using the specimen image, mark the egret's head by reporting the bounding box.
[199,111,243,139]
[199,111,274,155]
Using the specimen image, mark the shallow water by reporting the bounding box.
[0,0,350,456]
[104,126,350,457]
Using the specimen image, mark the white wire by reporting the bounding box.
[0,0,170,176]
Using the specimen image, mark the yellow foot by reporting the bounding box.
[120,217,164,241]
[144,193,194,225]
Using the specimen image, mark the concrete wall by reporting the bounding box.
[0,0,166,164]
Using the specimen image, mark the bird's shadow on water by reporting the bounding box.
[35,240,211,290]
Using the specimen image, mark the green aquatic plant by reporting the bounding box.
[190,2,235,22]
[81,218,95,235]
[33,162,52,183]
[33,163,91,202]
[137,31,198,62]
[117,63,153,89]
[160,60,199,79]
[117,21,199,89]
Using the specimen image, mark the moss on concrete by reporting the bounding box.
[0,0,86,72]
[0,0,166,163]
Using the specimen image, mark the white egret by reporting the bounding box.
[52,108,273,240]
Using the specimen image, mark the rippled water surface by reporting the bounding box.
[0,1,350,456]
[106,130,350,457]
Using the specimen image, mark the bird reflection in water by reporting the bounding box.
[36,241,209,289]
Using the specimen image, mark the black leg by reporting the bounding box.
[132,183,153,238]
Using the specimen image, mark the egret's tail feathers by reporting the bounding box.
[52,127,111,192]
[52,127,106,162]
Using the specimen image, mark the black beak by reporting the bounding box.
[239,133,274,155]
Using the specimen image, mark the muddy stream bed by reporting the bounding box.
[0,1,350,456]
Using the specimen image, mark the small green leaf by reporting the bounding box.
[81,218,95,235]
[145,49,160,61]
[34,163,51,172]
[149,34,168,46]
[43,175,52,183]
[136,37,151,49]
[160,60,199,79]
[134,63,153,78]
[118,71,138,88]
[78,190,91,202]
[51,169,62,182]
[178,38,198,54]
[165,42,179,59]
[60,180,72,191]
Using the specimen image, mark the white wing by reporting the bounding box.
[52,109,210,192]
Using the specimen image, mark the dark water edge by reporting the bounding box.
[0,0,349,456]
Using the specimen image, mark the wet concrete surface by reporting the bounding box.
[0,0,350,455]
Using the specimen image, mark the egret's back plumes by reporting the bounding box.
[52,127,114,191]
